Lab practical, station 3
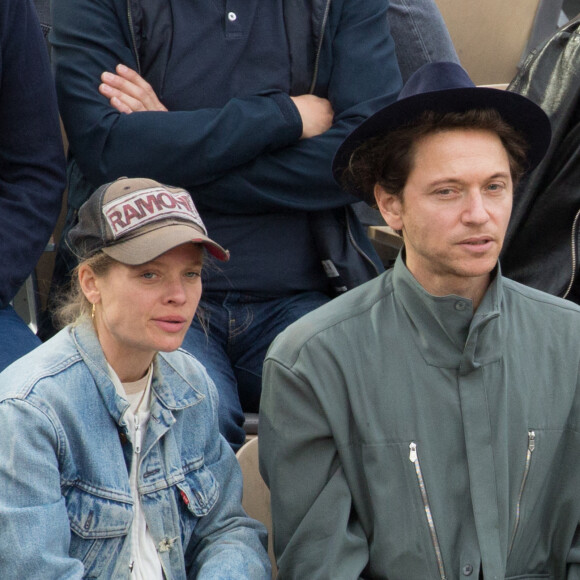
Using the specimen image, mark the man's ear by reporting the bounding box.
[78,264,101,305]
[374,184,403,231]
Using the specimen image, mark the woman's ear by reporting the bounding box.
[374,184,403,231]
[78,264,101,305]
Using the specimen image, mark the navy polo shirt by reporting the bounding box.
[162,0,329,294]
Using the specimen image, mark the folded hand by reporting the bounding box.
[99,64,168,113]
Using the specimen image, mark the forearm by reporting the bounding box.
[0,399,83,578]
[187,98,389,214]
[188,526,271,580]
[189,0,402,214]
[52,0,301,190]
[259,358,369,578]
[186,387,270,578]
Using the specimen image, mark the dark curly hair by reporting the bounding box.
[341,109,530,204]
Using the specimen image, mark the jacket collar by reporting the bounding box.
[71,320,204,424]
[392,253,504,371]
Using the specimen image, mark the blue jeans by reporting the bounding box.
[0,305,41,371]
[181,291,330,450]
[388,0,460,83]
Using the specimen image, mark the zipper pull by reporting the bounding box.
[528,430,535,453]
[409,442,417,463]
[134,414,141,454]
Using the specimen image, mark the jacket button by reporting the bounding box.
[462,563,474,576]
[455,300,467,311]
[227,11,237,21]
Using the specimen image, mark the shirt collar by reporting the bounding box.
[71,320,204,423]
[391,253,503,369]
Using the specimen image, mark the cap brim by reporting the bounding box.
[102,223,230,265]
[333,86,552,205]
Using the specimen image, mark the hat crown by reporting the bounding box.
[399,61,476,100]
[332,61,552,206]
[68,177,230,263]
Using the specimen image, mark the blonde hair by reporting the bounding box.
[53,252,116,329]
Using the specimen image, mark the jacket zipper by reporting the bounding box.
[508,430,535,556]
[563,208,580,299]
[409,442,447,580]
[134,413,141,454]
[126,0,142,76]
[308,0,332,94]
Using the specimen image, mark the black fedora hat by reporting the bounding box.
[333,61,551,205]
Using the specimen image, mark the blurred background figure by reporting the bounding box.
[0,0,66,371]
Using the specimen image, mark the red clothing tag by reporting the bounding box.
[180,489,189,505]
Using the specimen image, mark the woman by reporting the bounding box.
[0,177,271,579]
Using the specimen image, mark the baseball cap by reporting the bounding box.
[68,177,229,264]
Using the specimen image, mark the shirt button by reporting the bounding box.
[462,563,474,576]
[455,300,467,311]
[227,11,237,21]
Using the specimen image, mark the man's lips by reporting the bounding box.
[462,237,491,244]
[458,236,494,251]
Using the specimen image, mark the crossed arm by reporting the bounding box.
[52,0,401,213]
[99,64,335,140]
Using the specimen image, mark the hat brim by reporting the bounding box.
[333,86,552,205]
[102,223,230,265]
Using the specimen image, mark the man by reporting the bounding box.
[0,0,66,370]
[501,15,580,303]
[50,0,458,449]
[259,62,580,578]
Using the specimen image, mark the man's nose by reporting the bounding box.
[462,191,490,224]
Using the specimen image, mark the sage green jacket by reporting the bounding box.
[260,255,580,579]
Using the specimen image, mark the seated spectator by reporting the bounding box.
[259,62,580,578]
[501,14,580,303]
[0,177,271,579]
[49,0,458,449]
[0,0,66,371]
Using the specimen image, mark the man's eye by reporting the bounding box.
[141,272,156,279]
[185,271,201,279]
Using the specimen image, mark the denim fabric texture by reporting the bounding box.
[182,291,331,449]
[0,305,41,371]
[388,0,459,83]
[0,321,270,579]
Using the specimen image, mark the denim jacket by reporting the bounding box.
[0,321,270,579]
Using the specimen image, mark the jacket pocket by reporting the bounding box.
[175,455,220,543]
[64,484,133,578]
[359,440,446,579]
[409,442,446,580]
[508,430,536,557]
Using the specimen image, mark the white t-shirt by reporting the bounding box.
[108,363,164,579]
